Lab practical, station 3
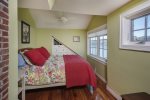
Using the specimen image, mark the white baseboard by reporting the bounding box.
[95,72,106,83]
[106,85,122,100]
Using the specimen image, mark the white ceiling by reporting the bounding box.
[18,0,131,29]
[52,0,130,15]
[29,9,92,29]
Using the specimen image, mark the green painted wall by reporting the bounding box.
[36,29,87,58]
[9,0,18,100]
[86,16,107,79]
[87,15,107,31]
[18,9,87,58]
[18,8,37,49]
[107,0,150,94]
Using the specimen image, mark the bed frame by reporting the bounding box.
[18,48,94,94]
[25,83,66,90]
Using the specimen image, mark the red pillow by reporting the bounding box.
[37,47,50,59]
[24,49,46,66]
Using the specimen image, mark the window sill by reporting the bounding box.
[120,43,150,52]
[87,55,107,65]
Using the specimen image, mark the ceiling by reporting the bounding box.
[18,0,130,29]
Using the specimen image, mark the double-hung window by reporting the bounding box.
[120,0,150,51]
[87,24,107,63]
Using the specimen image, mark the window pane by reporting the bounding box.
[92,48,97,55]
[104,50,107,59]
[104,39,107,49]
[147,29,150,41]
[91,40,97,47]
[100,49,103,58]
[133,17,145,30]
[100,36,103,40]
[147,15,150,28]
[133,30,145,41]
[100,39,103,48]
[104,35,107,39]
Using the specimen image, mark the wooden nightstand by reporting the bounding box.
[122,92,150,100]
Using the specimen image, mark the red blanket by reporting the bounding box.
[63,55,96,88]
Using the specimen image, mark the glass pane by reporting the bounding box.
[133,30,145,41]
[133,16,145,30]
[104,35,107,39]
[90,48,93,54]
[100,36,103,40]
[104,39,107,49]
[91,40,97,48]
[94,48,97,55]
[100,49,103,58]
[147,15,150,28]
[100,40,103,48]
[104,50,107,59]
[91,48,97,55]
[147,29,150,41]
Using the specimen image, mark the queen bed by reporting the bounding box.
[18,47,96,93]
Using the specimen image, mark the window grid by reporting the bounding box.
[88,34,107,61]
[99,35,107,59]
[131,14,150,42]
[89,37,98,56]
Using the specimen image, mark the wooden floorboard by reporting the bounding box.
[25,77,116,100]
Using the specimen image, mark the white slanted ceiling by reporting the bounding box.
[29,9,92,29]
[18,0,131,29]
[52,0,131,15]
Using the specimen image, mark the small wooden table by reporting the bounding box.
[122,92,150,100]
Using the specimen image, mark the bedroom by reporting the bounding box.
[1,0,150,100]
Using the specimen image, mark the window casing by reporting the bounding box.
[87,25,107,63]
[120,0,150,52]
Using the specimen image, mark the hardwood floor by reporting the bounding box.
[25,77,116,100]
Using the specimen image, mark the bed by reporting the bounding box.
[18,47,96,93]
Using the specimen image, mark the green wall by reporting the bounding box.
[9,0,18,99]
[107,0,150,94]
[18,8,37,49]
[87,15,107,31]
[86,15,107,80]
[36,29,87,58]
[18,8,87,58]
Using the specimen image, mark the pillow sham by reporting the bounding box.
[37,47,50,59]
[18,53,27,67]
[19,50,33,65]
[24,49,46,66]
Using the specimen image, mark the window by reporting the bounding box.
[131,15,150,42]
[89,37,97,55]
[87,24,107,63]
[120,0,150,51]
[99,35,107,59]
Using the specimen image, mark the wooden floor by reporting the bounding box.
[25,77,116,100]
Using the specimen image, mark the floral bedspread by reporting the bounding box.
[24,55,66,85]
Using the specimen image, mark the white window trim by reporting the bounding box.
[120,0,150,52]
[87,24,107,64]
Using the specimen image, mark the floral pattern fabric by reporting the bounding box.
[24,55,66,85]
